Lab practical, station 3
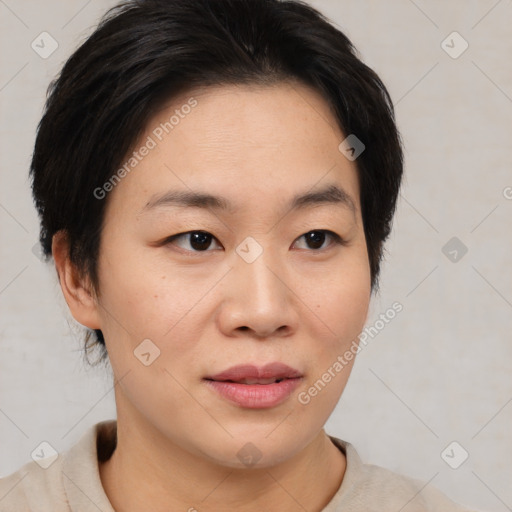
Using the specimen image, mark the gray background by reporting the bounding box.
[1,1,511,510]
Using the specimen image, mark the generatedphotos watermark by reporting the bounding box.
[93,97,198,200]
[298,301,403,405]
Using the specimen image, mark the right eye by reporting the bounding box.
[164,231,223,253]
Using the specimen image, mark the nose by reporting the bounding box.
[216,246,300,340]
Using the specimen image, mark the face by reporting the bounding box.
[91,81,371,468]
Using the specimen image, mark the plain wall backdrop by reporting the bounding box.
[1,1,511,511]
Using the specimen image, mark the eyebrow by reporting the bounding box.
[140,183,356,217]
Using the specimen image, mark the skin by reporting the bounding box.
[53,81,372,512]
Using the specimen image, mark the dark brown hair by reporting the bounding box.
[30,0,403,364]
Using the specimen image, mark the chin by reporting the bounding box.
[195,431,312,471]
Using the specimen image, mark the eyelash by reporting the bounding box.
[163,229,346,254]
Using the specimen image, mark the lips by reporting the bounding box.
[204,363,303,409]
[205,362,303,384]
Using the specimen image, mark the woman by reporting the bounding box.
[0,0,476,510]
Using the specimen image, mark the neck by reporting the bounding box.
[99,412,346,512]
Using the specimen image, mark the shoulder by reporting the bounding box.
[0,420,116,512]
[327,436,479,512]
[0,454,68,511]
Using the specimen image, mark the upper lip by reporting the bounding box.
[205,363,303,383]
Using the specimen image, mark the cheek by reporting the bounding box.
[302,252,371,344]
[95,245,229,378]
[297,267,370,419]
[308,283,369,380]
[327,281,371,344]
[96,246,199,337]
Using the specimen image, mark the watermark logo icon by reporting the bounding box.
[31,32,58,59]
[441,441,469,469]
[442,236,468,263]
[31,441,59,469]
[441,32,469,59]
[134,338,161,366]
[236,236,263,264]
[31,242,45,262]
[339,134,365,161]
[236,442,263,467]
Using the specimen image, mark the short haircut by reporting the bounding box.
[30,0,403,364]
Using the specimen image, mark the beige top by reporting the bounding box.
[0,419,476,511]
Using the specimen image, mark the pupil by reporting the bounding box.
[190,232,211,251]
[306,231,325,249]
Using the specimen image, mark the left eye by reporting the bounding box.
[293,230,344,250]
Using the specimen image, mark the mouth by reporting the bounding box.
[205,377,290,385]
[203,363,303,409]
[205,362,303,383]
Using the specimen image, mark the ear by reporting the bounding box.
[52,230,102,330]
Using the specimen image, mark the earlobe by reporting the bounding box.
[52,230,102,330]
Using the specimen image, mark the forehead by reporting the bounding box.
[105,81,361,218]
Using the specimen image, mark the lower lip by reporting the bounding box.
[205,378,302,409]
